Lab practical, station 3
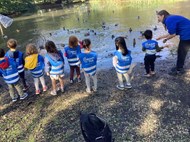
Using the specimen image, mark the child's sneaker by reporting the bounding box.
[77,77,81,83]
[116,85,125,90]
[43,86,48,92]
[50,90,57,96]
[151,71,156,75]
[23,85,29,91]
[125,84,132,89]
[36,90,40,95]
[20,93,28,100]
[12,97,18,102]
[70,79,74,84]
[86,88,92,94]
[143,74,151,77]
[61,87,65,93]
[92,86,97,92]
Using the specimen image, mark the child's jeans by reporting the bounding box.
[144,54,156,74]
[116,72,131,87]
[8,80,24,99]
[33,75,46,91]
[84,72,97,92]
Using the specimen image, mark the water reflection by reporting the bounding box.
[0,0,190,69]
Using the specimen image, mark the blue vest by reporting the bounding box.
[45,51,64,75]
[64,45,81,66]
[5,50,24,73]
[78,51,97,76]
[114,50,132,74]
[0,58,19,84]
[142,40,158,55]
[30,55,44,78]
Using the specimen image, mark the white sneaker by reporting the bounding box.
[92,86,97,92]
[12,97,18,102]
[50,90,57,96]
[116,85,125,90]
[86,88,92,94]
[20,93,28,100]
[125,84,132,89]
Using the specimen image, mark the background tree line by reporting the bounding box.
[0,0,87,16]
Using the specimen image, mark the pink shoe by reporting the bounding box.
[43,86,48,92]
[36,90,40,95]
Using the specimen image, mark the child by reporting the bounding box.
[64,36,81,83]
[0,49,28,102]
[78,38,98,93]
[5,39,29,91]
[24,44,47,95]
[113,37,132,90]
[44,40,64,95]
[142,30,167,77]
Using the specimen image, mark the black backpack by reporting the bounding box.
[80,113,113,142]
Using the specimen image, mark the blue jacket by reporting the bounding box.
[64,45,81,66]
[78,51,97,76]
[5,50,24,73]
[45,51,64,75]
[114,50,132,74]
[0,58,20,84]
[164,15,190,40]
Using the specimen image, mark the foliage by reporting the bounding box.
[0,0,35,15]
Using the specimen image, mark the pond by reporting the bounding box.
[1,0,190,70]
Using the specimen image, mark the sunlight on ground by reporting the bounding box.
[149,99,164,111]
[137,99,163,136]
[137,112,159,136]
[153,79,165,89]
[28,92,90,140]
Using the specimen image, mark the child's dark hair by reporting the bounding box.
[7,39,17,49]
[143,30,153,40]
[115,37,129,56]
[0,49,5,58]
[45,40,58,53]
[82,39,91,50]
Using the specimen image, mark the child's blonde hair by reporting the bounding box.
[7,39,17,49]
[26,43,38,56]
[69,36,78,47]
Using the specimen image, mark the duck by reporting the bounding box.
[133,38,136,47]
[129,28,132,33]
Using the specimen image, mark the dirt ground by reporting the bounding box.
[0,56,190,142]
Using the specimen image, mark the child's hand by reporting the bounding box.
[47,72,50,76]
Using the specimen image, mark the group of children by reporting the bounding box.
[0,29,167,102]
[0,36,98,102]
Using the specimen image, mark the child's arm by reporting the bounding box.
[112,56,118,68]
[142,47,146,52]
[44,56,51,76]
[156,44,169,52]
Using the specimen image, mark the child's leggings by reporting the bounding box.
[33,75,46,91]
